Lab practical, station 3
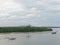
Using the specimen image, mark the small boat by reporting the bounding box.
[52,32,56,34]
[6,37,16,40]
[8,38,16,40]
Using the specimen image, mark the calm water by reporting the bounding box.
[0,28,60,45]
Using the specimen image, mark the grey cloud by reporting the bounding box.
[48,1,60,5]
[0,0,60,26]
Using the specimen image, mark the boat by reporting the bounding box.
[8,38,16,40]
[52,32,56,34]
[5,37,16,40]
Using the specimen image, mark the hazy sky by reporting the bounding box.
[0,0,60,27]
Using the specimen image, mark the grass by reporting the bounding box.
[0,26,52,33]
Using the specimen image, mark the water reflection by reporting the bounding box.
[0,28,60,45]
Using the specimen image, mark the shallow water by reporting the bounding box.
[0,28,60,45]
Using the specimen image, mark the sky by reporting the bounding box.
[0,0,60,27]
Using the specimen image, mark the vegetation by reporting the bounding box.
[0,26,52,33]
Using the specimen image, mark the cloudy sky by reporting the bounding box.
[0,0,60,27]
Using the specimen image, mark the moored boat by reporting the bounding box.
[8,38,16,40]
[52,32,56,34]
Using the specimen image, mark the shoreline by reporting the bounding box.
[0,31,52,34]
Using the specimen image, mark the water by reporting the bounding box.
[0,28,60,45]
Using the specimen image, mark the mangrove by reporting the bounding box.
[0,26,52,33]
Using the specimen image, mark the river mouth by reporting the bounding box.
[0,28,59,45]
